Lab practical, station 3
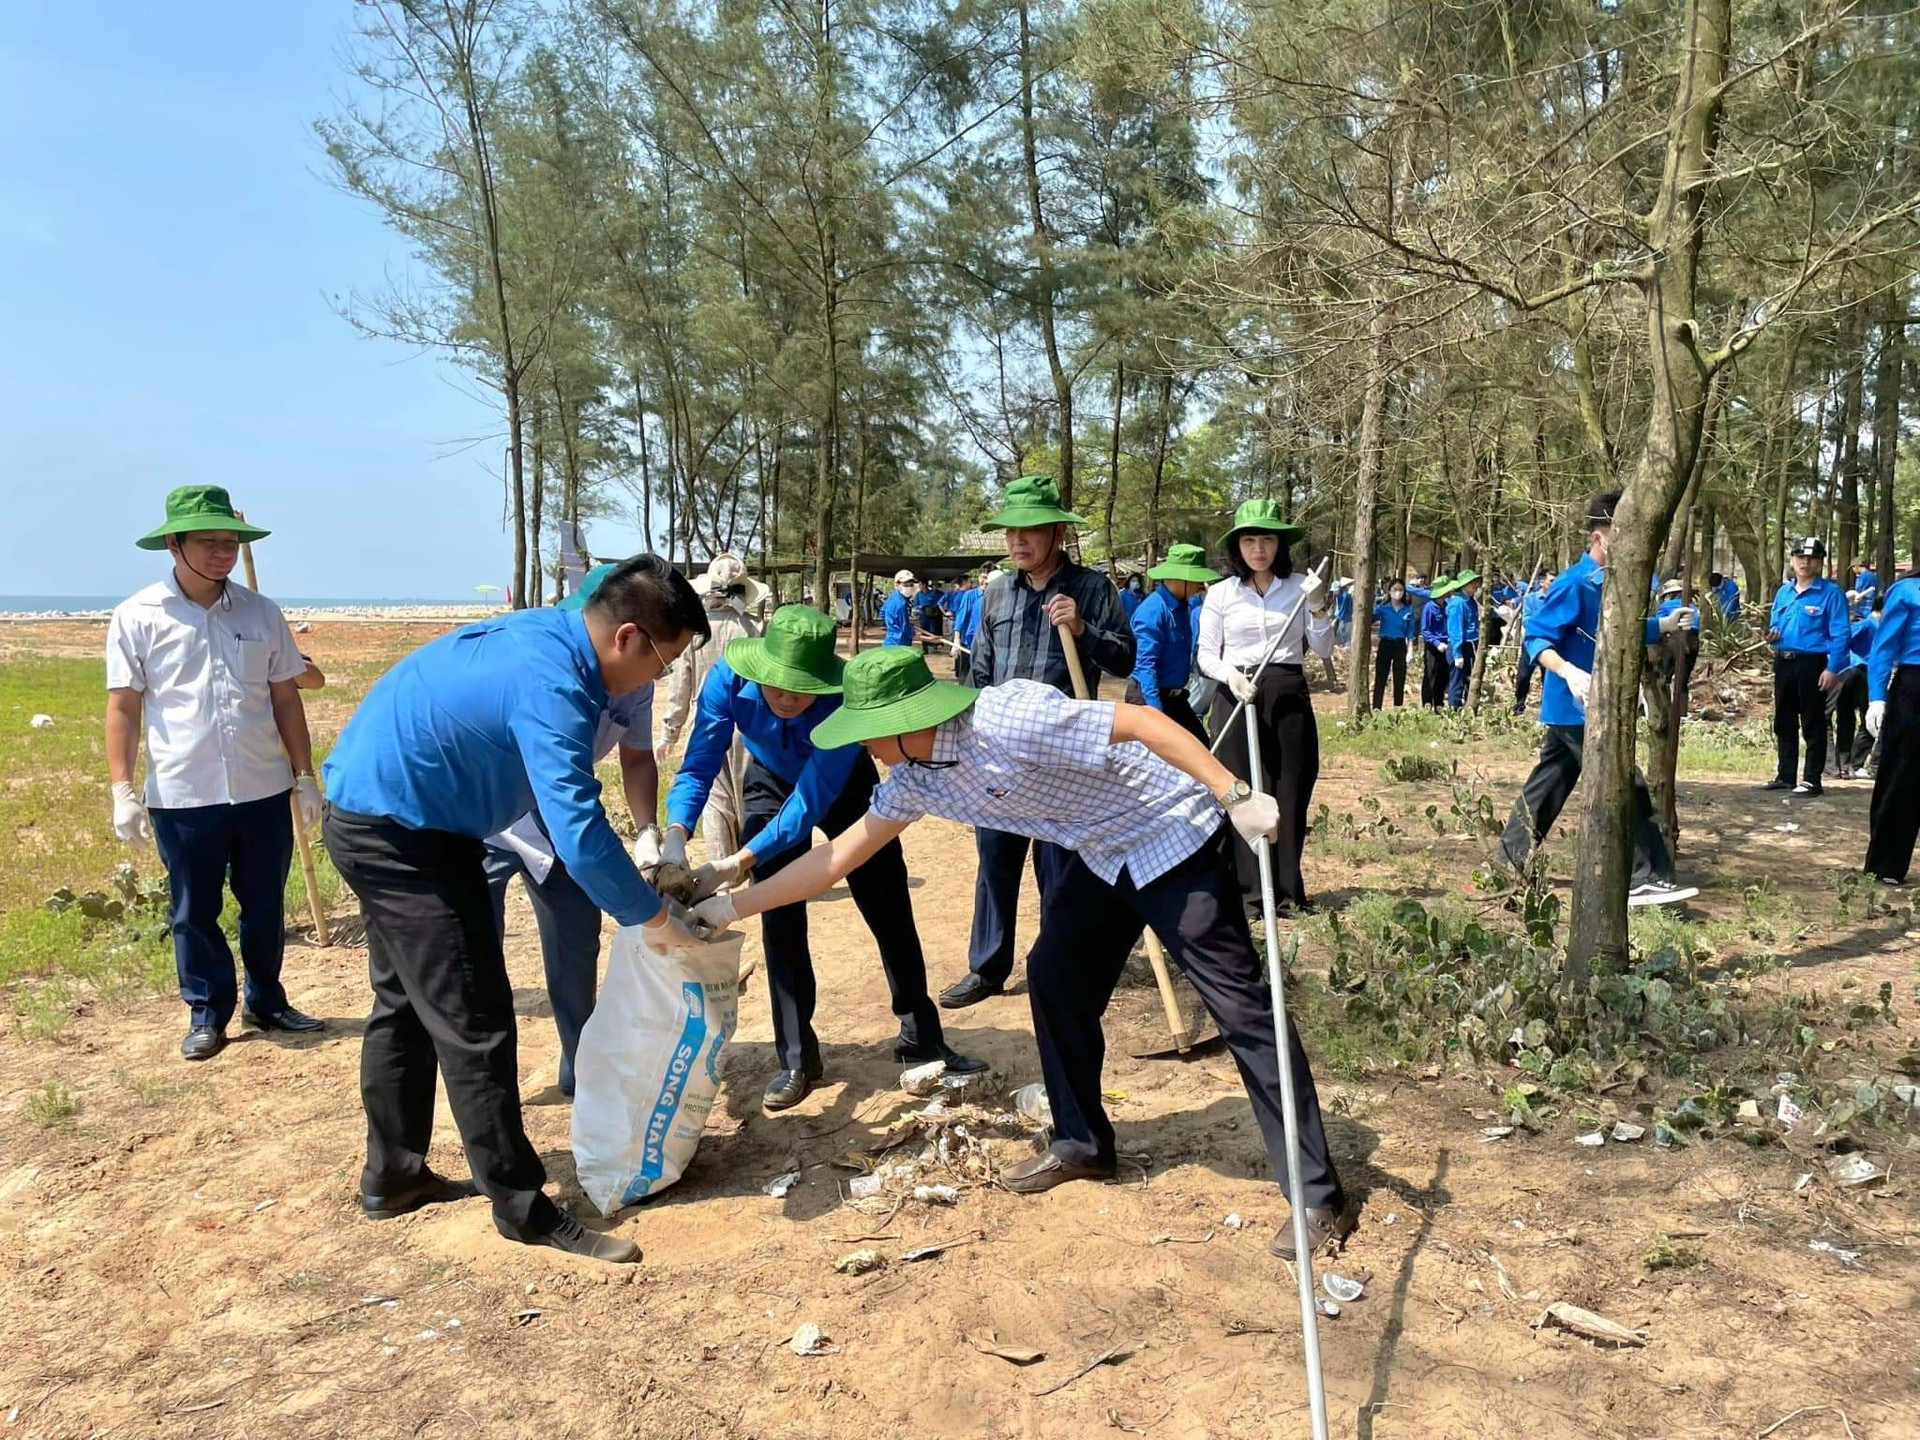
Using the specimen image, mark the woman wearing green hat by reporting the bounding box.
[105,485,325,1061]
[1418,575,1455,710]
[687,650,1356,1257]
[1126,543,1217,742]
[1196,500,1331,916]
[664,606,982,1110]
[1445,571,1483,709]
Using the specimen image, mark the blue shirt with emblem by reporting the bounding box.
[1868,577,1920,702]
[1524,552,1662,728]
[1129,585,1194,709]
[953,587,983,649]
[1446,592,1480,648]
[1419,597,1448,648]
[1373,601,1418,640]
[1768,578,1850,672]
[881,589,915,646]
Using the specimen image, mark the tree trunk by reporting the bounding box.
[1017,0,1073,506]
[509,391,527,608]
[530,403,546,605]
[1834,306,1867,571]
[1345,303,1391,718]
[1872,303,1904,584]
[1148,373,1176,560]
[1566,0,1728,992]
[1103,358,1124,565]
[632,369,653,553]
[850,418,868,654]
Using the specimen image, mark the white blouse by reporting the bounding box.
[1197,573,1333,680]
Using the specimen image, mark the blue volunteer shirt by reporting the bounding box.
[1446,592,1480,648]
[1524,553,1663,728]
[1768,578,1850,672]
[953,587,982,649]
[1419,597,1448,648]
[1334,589,1353,624]
[323,608,661,924]
[1714,576,1739,617]
[882,589,914,646]
[666,658,856,861]
[1373,600,1418,641]
[1851,568,1878,621]
[1493,582,1520,605]
[1846,615,1875,667]
[1129,585,1194,709]
[1868,577,1920,701]
[1120,586,1145,621]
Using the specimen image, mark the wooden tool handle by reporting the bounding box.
[1144,931,1191,1053]
[1056,621,1092,701]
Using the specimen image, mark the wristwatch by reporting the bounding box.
[1217,780,1254,807]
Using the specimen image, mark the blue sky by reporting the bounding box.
[0,1,614,600]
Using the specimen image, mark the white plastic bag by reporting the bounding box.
[571,923,744,1214]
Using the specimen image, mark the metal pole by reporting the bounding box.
[1206,558,1332,756]
[1244,704,1331,1440]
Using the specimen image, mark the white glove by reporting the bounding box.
[947,635,961,656]
[662,826,689,870]
[1227,670,1257,704]
[688,850,751,903]
[294,774,323,828]
[633,824,664,872]
[690,892,739,936]
[1453,656,1466,670]
[1297,571,1325,609]
[1846,590,1860,604]
[1226,791,1281,848]
[640,907,705,955]
[1866,700,1885,738]
[1658,607,1696,635]
[1561,665,1592,709]
[111,781,152,845]
[1437,641,1448,656]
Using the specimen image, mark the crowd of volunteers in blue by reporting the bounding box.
[99,481,1920,1265]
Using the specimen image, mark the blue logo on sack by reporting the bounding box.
[620,980,708,1204]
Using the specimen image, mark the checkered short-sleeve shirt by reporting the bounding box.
[870,681,1222,885]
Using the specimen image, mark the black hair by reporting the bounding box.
[1221,533,1295,582]
[586,554,710,644]
[1709,571,1724,587]
[1586,490,1623,530]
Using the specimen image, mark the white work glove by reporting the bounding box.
[640,907,705,955]
[1298,570,1325,610]
[1658,607,1696,635]
[1436,641,1449,656]
[1846,589,1860,605]
[947,634,961,656]
[1866,700,1885,738]
[662,826,689,869]
[1226,791,1281,848]
[1561,665,1593,709]
[1453,656,1466,670]
[633,823,664,873]
[110,781,152,845]
[688,850,752,904]
[690,891,739,937]
[293,774,323,828]
[1227,670,1257,704]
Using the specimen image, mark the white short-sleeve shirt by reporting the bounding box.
[105,574,306,809]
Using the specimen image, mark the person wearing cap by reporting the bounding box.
[1864,572,1920,883]
[321,556,710,1263]
[1418,576,1454,710]
[1445,571,1482,709]
[1654,577,1701,710]
[688,648,1355,1258]
[1849,558,1878,622]
[481,565,662,1101]
[1496,491,1698,907]
[1371,578,1418,709]
[106,486,326,1063]
[659,554,766,859]
[1765,537,1851,796]
[941,475,1134,1010]
[882,570,919,647]
[1710,571,1740,620]
[1127,544,1216,742]
[665,606,980,1109]
[1511,566,1556,713]
[1197,500,1331,917]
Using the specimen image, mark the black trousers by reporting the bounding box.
[323,807,557,1236]
[1373,637,1408,709]
[1421,642,1448,709]
[1028,829,1344,1212]
[1866,668,1920,882]
[967,827,1066,985]
[743,752,941,1070]
[1124,681,1208,744]
[483,843,601,1099]
[1513,645,1538,712]
[1826,665,1872,773]
[1498,724,1673,886]
[1773,652,1830,784]
[1211,664,1318,913]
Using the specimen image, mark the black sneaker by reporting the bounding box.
[1627,879,1700,908]
[500,1209,640,1264]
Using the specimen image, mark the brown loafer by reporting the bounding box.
[1000,1150,1114,1194]
[1269,1205,1357,1261]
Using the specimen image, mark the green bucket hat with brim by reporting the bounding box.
[1451,568,1482,588]
[1218,498,1305,551]
[1148,543,1218,585]
[726,604,845,695]
[1427,573,1456,599]
[809,647,979,749]
[985,474,1087,530]
[136,484,270,551]
[559,561,617,611]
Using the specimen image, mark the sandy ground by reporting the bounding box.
[1,656,1916,1438]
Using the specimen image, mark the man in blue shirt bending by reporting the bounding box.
[322,556,710,1264]
[1766,537,1852,796]
[1126,543,1216,741]
[1849,559,1878,622]
[1496,492,1697,908]
[666,606,981,1110]
[1864,572,1920,883]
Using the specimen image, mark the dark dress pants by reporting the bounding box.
[1372,636,1407,709]
[1421,643,1448,709]
[323,807,558,1236]
[1447,640,1476,709]
[1866,668,1920,882]
[150,790,294,1030]
[1825,665,1872,773]
[483,843,602,1098]
[967,827,1067,986]
[1773,652,1829,784]
[1513,645,1538,711]
[1025,829,1344,1212]
[1123,681,1208,744]
[1210,664,1318,913]
[743,752,941,1070]
[1498,724,1673,885]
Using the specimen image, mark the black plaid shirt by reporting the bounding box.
[968,558,1135,695]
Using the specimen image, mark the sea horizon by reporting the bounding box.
[0,594,491,613]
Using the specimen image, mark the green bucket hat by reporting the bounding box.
[1218,498,1305,551]
[1451,568,1482,588]
[136,485,270,551]
[809,647,979,749]
[725,605,845,695]
[559,561,617,611]
[1147,543,1218,585]
[985,474,1087,530]
[1428,576,1457,600]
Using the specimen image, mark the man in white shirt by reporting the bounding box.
[658,554,766,859]
[105,486,325,1061]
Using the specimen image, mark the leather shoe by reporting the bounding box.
[1000,1150,1114,1194]
[1269,1205,1358,1261]
[893,1040,989,1074]
[243,1006,326,1033]
[501,1209,640,1264]
[181,1025,227,1061]
[1761,777,1793,791]
[938,974,1004,1010]
[362,1170,481,1220]
[763,1063,822,1111]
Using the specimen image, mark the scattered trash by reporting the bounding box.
[1776,1095,1804,1127]
[28,714,53,729]
[1322,1272,1365,1303]
[1611,1122,1646,1143]
[1222,1212,1244,1230]
[1807,1239,1861,1266]
[1736,1099,1762,1123]
[912,1184,959,1205]
[1148,1231,1213,1246]
[1225,1317,1283,1336]
[940,1072,981,1091]
[1383,1212,1398,1226]
[1892,1083,1920,1109]
[1574,1131,1604,1148]
[1480,1125,1514,1142]
[832,1249,885,1276]
[848,1174,882,1199]
[789,1323,838,1356]
[966,1330,1044,1365]
[1101,1088,1127,1101]
[416,1329,440,1342]
[1773,822,1800,833]
[900,1231,981,1262]
[293,621,312,634]
[1794,1173,1813,1192]
[1012,1083,1053,1128]
[1315,1297,1341,1318]
[1653,1123,1680,1149]
[1035,1342,1133,1396]
[1826,1154,1885,1189]
[900,1060,946,1097]
[253,1198,277,1211]
[1532,1301,1647,1348]
[765,1169,800,1199]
